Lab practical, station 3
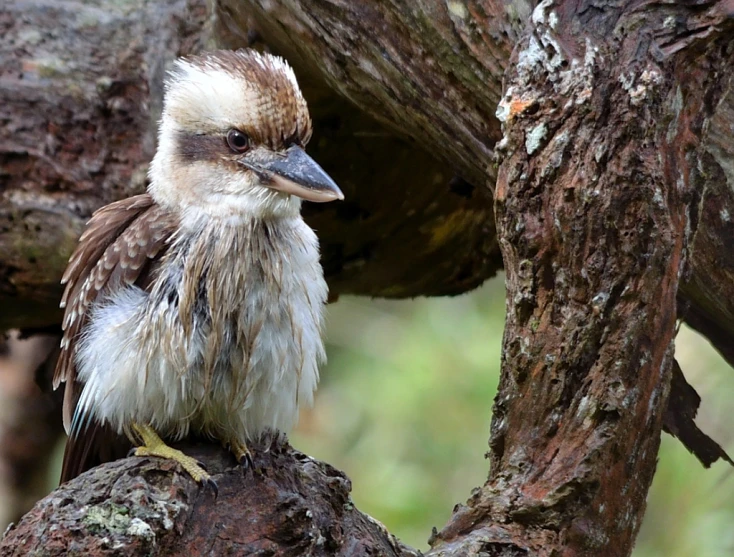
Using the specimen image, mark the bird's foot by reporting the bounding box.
[227,438,254,469]
[131,423,217,495]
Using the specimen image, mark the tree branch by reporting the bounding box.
[0,0,210,329]
[4,0,734,370]
[0,443,419,556]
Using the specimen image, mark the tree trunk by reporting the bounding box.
[2,0,734,555]
[457,2,734,553]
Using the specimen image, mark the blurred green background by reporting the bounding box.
[291,275,734,556]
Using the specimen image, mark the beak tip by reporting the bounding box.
[255,146,346,203]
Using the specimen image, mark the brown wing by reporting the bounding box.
[54,193,178,482]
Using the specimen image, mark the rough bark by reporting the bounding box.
[222,0,734,371]
[432,2,734,555]
[0,443,419,557]
[3,0,734,366]
[680,78,734,367]
[663,361,732,468]
[0,0,502,334]
[219,0,517,187]
[0,0,211,329]
[3,0,734,556]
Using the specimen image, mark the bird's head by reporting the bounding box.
[148,49,343,220]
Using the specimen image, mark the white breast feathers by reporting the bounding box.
[73,215,327,445]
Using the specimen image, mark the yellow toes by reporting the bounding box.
[227,438,253,467]
[134,444,211,483]
[131,423,215,491]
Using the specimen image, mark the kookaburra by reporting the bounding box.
[54,49,343,487]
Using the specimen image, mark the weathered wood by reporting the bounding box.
[227,0,734,366]
[220,0,521,187]
[663,360,733,468]
[0,0,503,333]
[0,443,419,557]
[430,2,734,555]
[0,0,210,329]
[297,92,501,299]
[680,81,734,368]
[4,0,734,372]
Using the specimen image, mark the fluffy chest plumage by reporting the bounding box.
[75,216,327,442]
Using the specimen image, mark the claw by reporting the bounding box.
[203,477,219,499]
[238,451,254,470]
[226,438,254,470]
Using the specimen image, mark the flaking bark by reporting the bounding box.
[455,2,734,553]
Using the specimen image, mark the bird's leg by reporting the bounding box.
[225,437,254,468]
[131,423,216,491]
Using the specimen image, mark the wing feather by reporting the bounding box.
[54,194,178,482]
[55,195,156,390]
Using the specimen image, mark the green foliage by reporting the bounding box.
[294,278,734,555]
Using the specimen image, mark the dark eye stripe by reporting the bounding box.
[175,131,233,163]
[174,128,308,163]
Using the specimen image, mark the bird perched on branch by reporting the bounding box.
[53,49,343,487]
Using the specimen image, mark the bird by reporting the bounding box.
[53,49,344,487]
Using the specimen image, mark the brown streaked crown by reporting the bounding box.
[170,49,313,151]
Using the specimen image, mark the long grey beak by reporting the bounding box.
[243,146,344,203]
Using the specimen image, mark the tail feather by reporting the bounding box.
[61,421,131,483]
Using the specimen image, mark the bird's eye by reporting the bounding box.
[226,129,250,153]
